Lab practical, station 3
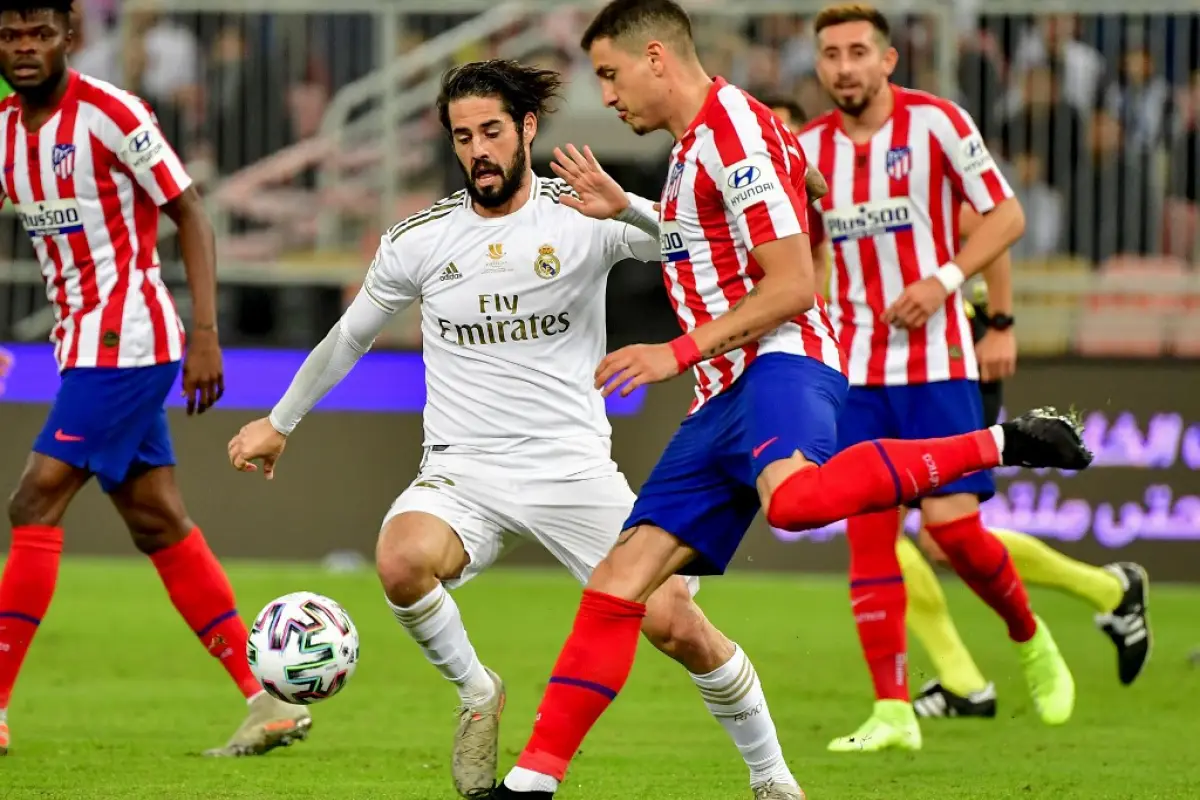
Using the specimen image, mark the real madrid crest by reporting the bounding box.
[534,244,561,280]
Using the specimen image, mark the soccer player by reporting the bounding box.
[477,1,1093,796]
[227,59,805,800]
[798,3,1078,748]
[0,1,310,757]
[769,94,1151,715]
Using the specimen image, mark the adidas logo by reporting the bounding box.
[439,262,462,282]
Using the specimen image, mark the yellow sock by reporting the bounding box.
[896,536,989,696]
[991,528,1123,613]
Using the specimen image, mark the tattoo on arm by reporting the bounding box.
[701,285,759,358]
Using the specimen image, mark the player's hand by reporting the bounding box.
[550,144,628,220]
[182,328,224,415]
[595,343,679,397]
[975,327,1017,382]
[228,417,287,480]
[882,277,947,329]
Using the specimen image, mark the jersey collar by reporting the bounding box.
[831,82,904,140]
[18,69,80,134]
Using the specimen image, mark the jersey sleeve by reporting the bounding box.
[940,103,1014,215]
[362,232,421,314]
[96,93,193,207]
[704,89,808,251]
[604,193,661,263]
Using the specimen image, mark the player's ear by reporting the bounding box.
[882,46,899,78]
[523,111,537,141]
[646,41,668,76]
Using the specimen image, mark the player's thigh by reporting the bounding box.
[380,472,514,598]
[894,380,996,506]
[7,451,91,527]
[108,465,194,553]
[622,403,759,580]
[736,353,848,505]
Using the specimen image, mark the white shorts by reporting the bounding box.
[383,452,699,594]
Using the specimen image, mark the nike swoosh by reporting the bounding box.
[752,436,779,459]
[851,593,875,607]
[54,429,84,442]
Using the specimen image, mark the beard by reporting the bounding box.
[5,58,66,104]
[831,79,884,118]
[461,133,528,209]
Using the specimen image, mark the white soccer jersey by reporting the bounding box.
[0,70,190,371]
[362,175,658,476]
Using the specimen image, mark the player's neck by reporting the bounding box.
[470,171,535,219]
[665,64,715,141]
[16,71,71,129]
[840,84,895,143]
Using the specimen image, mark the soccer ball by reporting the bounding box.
[247,591,360,705]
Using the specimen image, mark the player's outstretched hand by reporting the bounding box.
[976,327,1017,382]
[882,276,947,329]
[228,417,287,480]
[182,328,224,415]
[550,144,629,220]
[595,343,679,398]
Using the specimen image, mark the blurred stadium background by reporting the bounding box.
[2,3,1200,796]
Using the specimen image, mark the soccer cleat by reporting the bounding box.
[912,678,997,719]
[453,668,506,797]
[828,699,922,753]
[0,720,8,756]
[202,692,313,757]
[468,785,553,799]
[753,779,806,799]
[1018,615,1075,725]
[1095,562,1151,685]
[999,407,1094,470]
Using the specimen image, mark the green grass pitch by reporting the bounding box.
[3,558,1198,799]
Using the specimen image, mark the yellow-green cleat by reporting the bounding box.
[828,699,922,753]
[1019,615,1075,725]
[202,692,313,757]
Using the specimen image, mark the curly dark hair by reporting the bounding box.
[436,59,563,133]
[0,0,73,19]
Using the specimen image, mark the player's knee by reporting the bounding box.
[126,509,196,555]
[375,515,464,606]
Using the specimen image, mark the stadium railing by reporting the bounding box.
[2,0,1199,355]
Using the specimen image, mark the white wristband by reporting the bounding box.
[935,263,965,294]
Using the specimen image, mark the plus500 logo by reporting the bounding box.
[823,198,914,243]
[15,199,84,236]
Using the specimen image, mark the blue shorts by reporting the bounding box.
[836,379,995,506]
[625,353,847,575]
[33,362,180,494]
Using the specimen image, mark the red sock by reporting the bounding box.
[516,589,645,781]
[150,529,261,699]
[766,432,999,531]
[847,509,909,701]
[0,526,62,709]
[926,513,1037,642]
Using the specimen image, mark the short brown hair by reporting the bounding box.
[580,0,693,53]
[813,4,891,42]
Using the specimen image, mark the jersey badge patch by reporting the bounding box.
[534,243,561,280]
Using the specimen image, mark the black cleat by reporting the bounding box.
[999,407,1094,470]
[912,679,997,719]
[1095,562,1151,685]
[468,784,554,799]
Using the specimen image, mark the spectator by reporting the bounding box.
[1164,69,1200,259]
[1010,15,1105,115]
[1067,109,1162,263]
[1000,149,1065,259]
[1101,44,1173,151]
[1002,62,1083,194]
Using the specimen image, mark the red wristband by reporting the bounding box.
[669,334,703,374]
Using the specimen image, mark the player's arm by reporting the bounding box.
[228,238,418,478]
[884,104,1024,329]
[961,205,1017,381]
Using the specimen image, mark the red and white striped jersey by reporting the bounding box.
[0,71,191,372]
[799,85,1013,387]
[660,77,843,412]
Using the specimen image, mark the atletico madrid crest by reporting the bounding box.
[885,146,911,180]
[52,143,76,180]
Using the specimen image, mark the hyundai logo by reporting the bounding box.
[728,165,760,189]
[133,130,153,152]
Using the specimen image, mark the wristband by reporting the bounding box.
[934,262,965,294]
[669,334,703,374]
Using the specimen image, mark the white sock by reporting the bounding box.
[504,766,560,793]
[691,645,796,789]
[247,690,265,705]
[0,708,6,722]
[989,424,1005,455]
[389,583,495,708]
